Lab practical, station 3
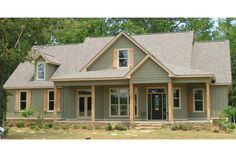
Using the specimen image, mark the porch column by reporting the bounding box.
[91,85,96,122]
[129,83,135,122]
[53,87,58,122]
[206,83,211,122]
[168,82,173,122]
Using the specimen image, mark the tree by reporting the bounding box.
[0,18,55,127]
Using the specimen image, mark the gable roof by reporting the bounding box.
[33,52,61,65]
[3,31,232,89]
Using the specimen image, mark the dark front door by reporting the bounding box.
[148,88,166,120]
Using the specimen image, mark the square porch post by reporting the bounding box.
[206,83,211,122]
[91,85,96,122]
[53,87,58,122]
[168,82,173,122]
[129,83,135,122]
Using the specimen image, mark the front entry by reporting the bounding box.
[148,88,167,120]
[77,89,91,119]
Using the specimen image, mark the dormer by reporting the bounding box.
[32,53,60,81]
[112,48,134,69]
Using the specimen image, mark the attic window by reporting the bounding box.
[37,62,45,80]
[118,49,128,67]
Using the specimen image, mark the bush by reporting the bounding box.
[171,125,178,131]
[16,120,25,128]
[28,121,37,129]
[81,125,87,130]
[36,114,44,128]
[73,125,80,129]
[62,124,70,130]
[94,125,102,130]
[21,107,34,119]
[212,129,219,133]
[3,127,9,136]
[229,123,236,129]
[225,129,234,134]
[52,123,59,130]
[106,123,112,131]
[114,124,127,131]
[43,122,52,129]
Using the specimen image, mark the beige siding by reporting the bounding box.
[130,58,170,83]
[88,35,146,71]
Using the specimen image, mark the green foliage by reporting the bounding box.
[36,114,44,128]
[43,121,52,129]
[170,124,192,131]
[16,120,25,128]
[81,125,87,130]
[28,121,37,129]
[52,123,59,130]
[21,107,34,119]
[3,127,9,136]
[106,123,112,131]
[114,124,127,131]
[219,107,236,130]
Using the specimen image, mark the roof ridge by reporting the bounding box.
[32,43,83,48]
[194,39,229,43]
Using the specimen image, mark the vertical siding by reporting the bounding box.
[130,58,170,83]
[88,35,146,71]
[61,88,76,119]
[211,85,228,118]
[6,90,16,115]
[137,86,147,120]
[31,89,44,115]
[95,86,104,119]
[173,84,188,120]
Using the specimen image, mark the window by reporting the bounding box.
[37,62,45,80]
[110,89,129,116]
[48,90,54,112]
[19,91,27,111]
[173,88,181,109]
[194,89,204,112]
[118,49,128,67]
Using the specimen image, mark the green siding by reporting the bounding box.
[61,88,77,119]
[137,86,148,120]
[6,90,16,115]
[88,35,146,71]
[31,89,44,114]
[173,84,188,120]
[211,85,229,118]
[130,58,170,83]
[95,86,104,119]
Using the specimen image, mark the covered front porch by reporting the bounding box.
[52,80,211,123]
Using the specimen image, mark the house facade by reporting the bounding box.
[3,31,232,123]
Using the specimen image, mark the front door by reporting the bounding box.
[77,90,91,119]
[148,88,166,120]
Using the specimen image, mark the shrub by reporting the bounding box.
[3,127,9,136]
[21,108,34,119]
[171,125,178,131]
[62,124,70,130]
[225,129,234,134]
[229,123,236,129]
[28,121,37,129]
[52,123,59,130]
[73,125,80,129]
[114,124,127,131]
[106,123,112,131]
[16,120,25,128]
[94,125,102,130]
[36,114,44,128]
[179,124,192,131]
[212,129,219,133]
[81,125,87,130]
[43,121,52,129]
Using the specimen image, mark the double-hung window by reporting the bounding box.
[194,89,204,112]
[37,62,45,80]
[48,90,55,112]
[19,91,27,111]
[173,88,181,109]
[118,49,128,67]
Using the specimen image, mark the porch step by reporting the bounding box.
[132,123,168,130]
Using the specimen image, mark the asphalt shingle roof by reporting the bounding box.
[3,31,232,89]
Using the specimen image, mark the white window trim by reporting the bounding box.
[48,90,55,112]
[109,88,129,117]
[36,62,46,80]
[193,88,204,113]
[19,90,28,112]
[117,48,129,68]
[173,88,181,109]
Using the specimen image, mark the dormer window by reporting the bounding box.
[37,62,45,80]
[118,49,128,67]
